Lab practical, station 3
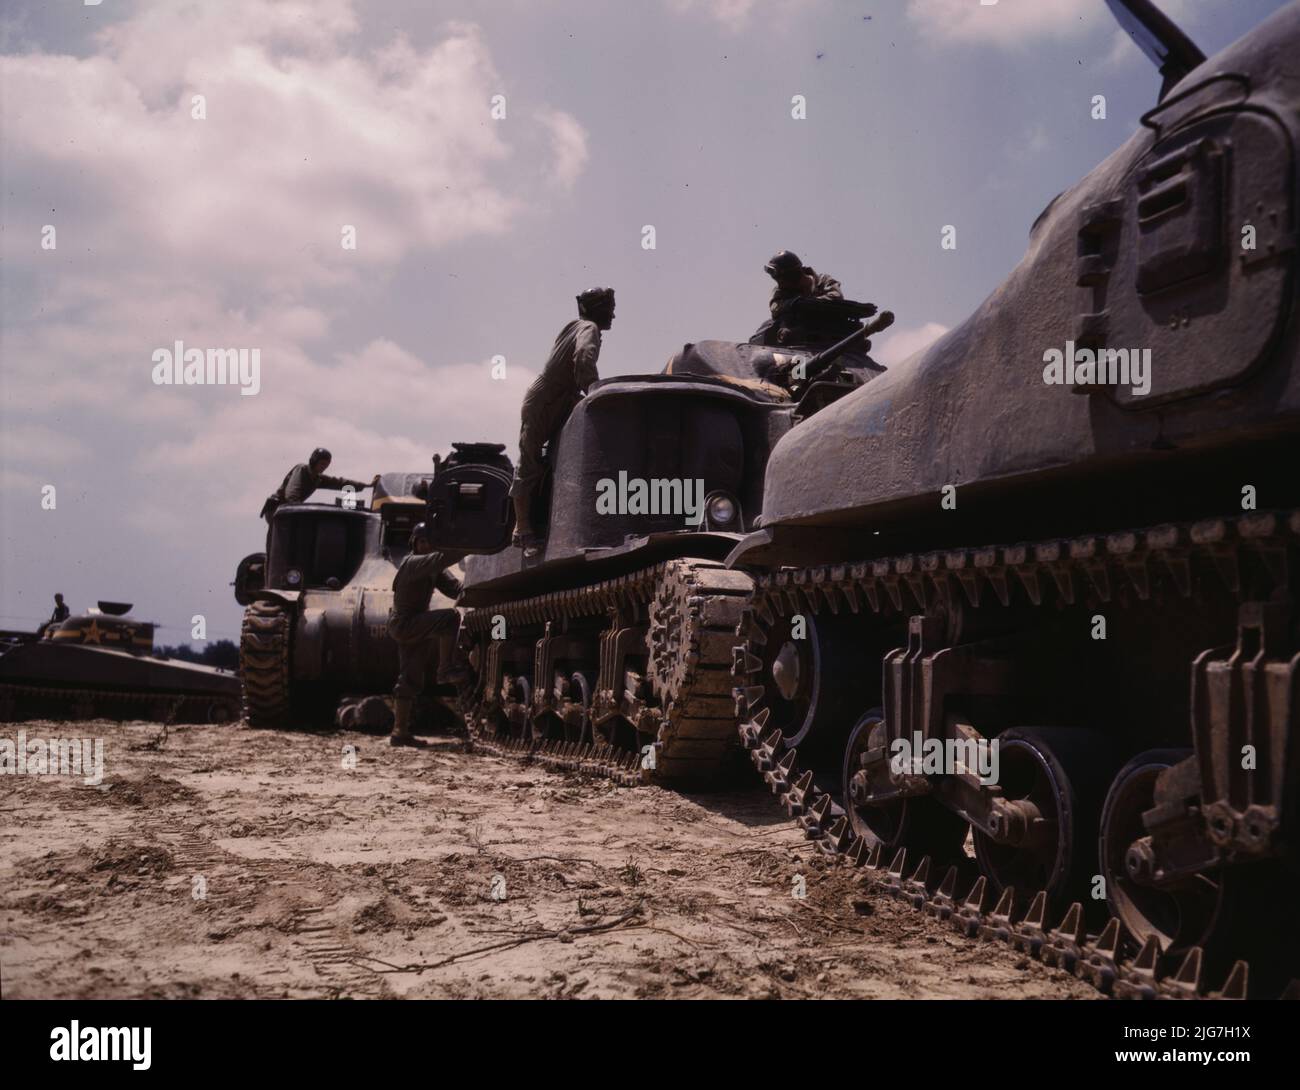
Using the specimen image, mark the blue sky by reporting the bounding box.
[0,0,1289,642]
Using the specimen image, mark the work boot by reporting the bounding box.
[511,492,544,557]
[435,663,473,688]
[389,697,425,747]
[512,531,543,559]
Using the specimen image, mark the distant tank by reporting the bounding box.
[728,0,1300,992]
[234,469,462,728]
[446,305,893,783]
[0,601,240,722]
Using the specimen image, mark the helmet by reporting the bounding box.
[576,286,616,319]
[764,250,803,280]
[409,522,431,548]
[310,447,332,466]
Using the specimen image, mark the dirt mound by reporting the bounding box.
[98,772,200,809]
[91,839,175,877]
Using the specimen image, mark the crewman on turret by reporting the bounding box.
[38,592,70,637]
[760,251,875,348]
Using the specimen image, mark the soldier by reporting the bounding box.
[39,593,70,637]
[761,251,872,347]
[510,287,616,556]
[388,523,465,747]
[262,448,378,522]
[766,250,842,315]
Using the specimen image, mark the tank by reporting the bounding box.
[451,307,893,782]
[233,470,459,728]
[0,601,241,723]
[728,0,1300,993]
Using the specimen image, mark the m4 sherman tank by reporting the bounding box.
[729,0,1300,992]
[0,601,240,722]
[234,470,457,727]
[450,307,893,783]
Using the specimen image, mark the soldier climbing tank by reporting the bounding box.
[0,601,241,723]
[446,306,894,782]
[727,0,1300,996]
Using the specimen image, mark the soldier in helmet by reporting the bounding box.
[510,287,616,556]
[762,251,873,348]
[766,250,842,316]
[388,523,466,747]
[262,448,379,522]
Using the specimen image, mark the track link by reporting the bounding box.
[463,558,751,785]
[0,682,236,724]
[733,509,1300,1000]
[239,599,292,727]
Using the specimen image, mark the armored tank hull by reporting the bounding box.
[727,2,1300,996]
[0,605,240,723]
[458,335,887,783]
[235,472,457,728]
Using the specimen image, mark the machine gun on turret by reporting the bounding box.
[772,309,895,391]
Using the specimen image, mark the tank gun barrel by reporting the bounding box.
[803,309,895,381]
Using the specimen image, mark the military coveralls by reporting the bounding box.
[769,268,843,317]
[767,268,850,348]
[40,599,70,638]
[271,463,370,512]
[510,318,603,509]
[389,552,463,703]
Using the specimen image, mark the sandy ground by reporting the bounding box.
[0,718,1092,999]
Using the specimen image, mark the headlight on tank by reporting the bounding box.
[706,493,738,528]
[286,568,302,587]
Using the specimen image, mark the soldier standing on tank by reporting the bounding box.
[262,448,379,522]
[388,523,465,747]
[510,287,616,557]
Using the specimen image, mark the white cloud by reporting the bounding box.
[907,0,1112,47]
[666,0,816,33]
[873,321,950,367]
[0,4,584,285]
[667,0,760,30]
[0,1,584,630]
[536,108,589,190]
[907,0,1218,57]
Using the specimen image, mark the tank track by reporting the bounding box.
[463,559,751,785]
[239,600,293,727]
[732,509,1300,1000]
[0,682,237,724]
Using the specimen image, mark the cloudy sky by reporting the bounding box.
[0,0,1288,643]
